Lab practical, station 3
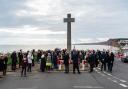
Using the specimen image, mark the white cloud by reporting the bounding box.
[0,25,66,45]
[16,9,29,17]
[0,0,128,46]
[0,26,66,35]
[25,0,63,16]
[0,38,66,45]
[97,38,109,42]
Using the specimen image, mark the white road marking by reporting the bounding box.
[95,68,128,88]
[107,78,111,80]
[107,76,128,88]
[111,80,118,83]
[17,88,33,89]
[17,87,37,89]
[97,72,101,74]
[103,71,106,73]
[95,69,98,72]
[104,72,112,76]
[113,76,127,83]
[119,80,127,83]
[119,83,128,87]
[98,68,100,70]
[73,86,103,88]
[100,74,106,76]
[96,68,127,83]
[107,74,112,76]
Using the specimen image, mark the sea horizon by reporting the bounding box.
[0,44,117,53]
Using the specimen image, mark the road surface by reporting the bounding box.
[0,59,128,89]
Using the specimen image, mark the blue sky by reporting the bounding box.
[0,0,128,45]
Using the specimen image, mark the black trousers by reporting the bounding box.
[12,62,16,71]
[27,63,32,72]
[95,60,99,67]
[108,63,113,72]
[73,63,80,73]
[89,63,94,72]
[101,62,106,71]
[64,64,69,73]
[19,60,22,68]
[32,60,35,66]
[3,64,7,75]
[40,61,46,72]
[21,67,26,76]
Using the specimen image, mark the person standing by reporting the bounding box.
[97,50,102,67]
[40,53,46,72]
[0,54,5,76]
[88,51,96,73]
[3,54,8,75]
[46,53,52,72]
[95,51,99,67]
[63,51,70,73]
[32,49,35,66]
[101,51,107,71]
[37,50,42,62]
[27,52,33,72]
[11,51,17,71]
[53,52,58,69]
[108,52,115,73]
[18,50,23,68]
[72,50,81,74]
[21,54,28,77]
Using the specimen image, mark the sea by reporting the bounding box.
[0,44,118,53]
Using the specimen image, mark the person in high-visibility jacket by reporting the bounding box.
[46,53,52,72]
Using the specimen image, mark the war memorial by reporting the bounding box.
[0,0,128,89]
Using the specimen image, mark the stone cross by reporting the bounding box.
[64,14,75,57]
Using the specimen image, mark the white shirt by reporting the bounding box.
[27,54,32,63]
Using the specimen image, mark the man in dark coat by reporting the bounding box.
[108,52,114,72]
[18,50,23,68]
[72,50,80,74]
[37,50,42,62]
[63,51,69,73]
[0,55,4,76]
[95,51,100,67]
[3,54,8,75]
[11,51,17,71]
[40,54,46,72]
[100,51,107,71]
[32,49,35,66]
[88,51,96,73]
[53,52,58,69]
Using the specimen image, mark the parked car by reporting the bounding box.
[121,57,128,63]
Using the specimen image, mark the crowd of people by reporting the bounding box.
[86,50,115,73]
[0,48,115,77]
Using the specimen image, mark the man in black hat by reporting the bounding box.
[63,51,70,73]
[18,50,23,68]
[11,51,17,71]
[72,50,80,74]
[108,52,114,72]
[88,50,96,73]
